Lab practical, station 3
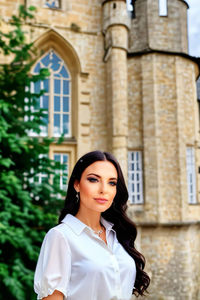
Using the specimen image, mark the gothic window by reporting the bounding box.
[54,153,69,191]
[186,147,197,204]
[159,0,168,16]
[128,151,144,204]
[44,0,61,9]
[32,50,71,138]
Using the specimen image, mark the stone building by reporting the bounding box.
[1,0,200,299]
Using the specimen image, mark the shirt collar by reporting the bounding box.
[100,216,115,232]
[61,214,115,236]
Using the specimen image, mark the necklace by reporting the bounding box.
[93,225,104,236]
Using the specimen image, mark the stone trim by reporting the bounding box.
[103,22,130,33]
[136,221,200,227]
[128,48,200,76]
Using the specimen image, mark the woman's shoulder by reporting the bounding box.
[45,214,76,241]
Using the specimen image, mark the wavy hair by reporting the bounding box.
[59,150,150,296]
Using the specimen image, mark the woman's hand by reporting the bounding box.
[42,290,64,300]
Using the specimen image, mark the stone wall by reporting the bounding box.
[128,53,200,225]
[129,0,188,53]
[137,224,200,300]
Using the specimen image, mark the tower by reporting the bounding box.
[102,0,130,175]
[127,0,200,299]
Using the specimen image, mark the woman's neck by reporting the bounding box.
[75,209,102,232]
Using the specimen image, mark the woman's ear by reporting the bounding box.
[74,180,80,192]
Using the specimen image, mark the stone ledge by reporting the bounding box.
[136,221,200,227]
[127,47,200,73]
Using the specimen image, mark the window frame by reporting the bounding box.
[53,152,69,191]
[128,150,144,204]
[159,0,168,17]
[186,147,197,204]
[31,49,72,138]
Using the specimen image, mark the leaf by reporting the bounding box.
[0,158,14,168]
[29,6,36,12]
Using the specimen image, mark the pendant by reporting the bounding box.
[93,226,104,236]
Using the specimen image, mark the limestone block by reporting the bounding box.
[80,125,90,136]
[80,104,90,125]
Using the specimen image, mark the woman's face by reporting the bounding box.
[74,160,118,214]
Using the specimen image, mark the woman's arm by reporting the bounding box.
[42,290,64,300]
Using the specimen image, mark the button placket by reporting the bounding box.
[110,253,122,298]
[87,225,123,298]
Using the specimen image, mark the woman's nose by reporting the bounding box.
[99,181,107,194]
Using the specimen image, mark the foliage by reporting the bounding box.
[0,5,64,300]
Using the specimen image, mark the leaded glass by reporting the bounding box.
[33,49,71,137]
[54,153,69,191]
[128,151,144,204]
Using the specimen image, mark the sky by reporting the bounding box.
[187,0,200,57]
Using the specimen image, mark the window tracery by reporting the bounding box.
[32,50,71,138]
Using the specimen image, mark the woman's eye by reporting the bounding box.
[87,177,98,183]
[109,181,117,186]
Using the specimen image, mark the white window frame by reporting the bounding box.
[54,153,69,191]
[186,147,197,204]
[159,0,168,16]
[128,151,144,204]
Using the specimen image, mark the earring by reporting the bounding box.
[76,192,79,203]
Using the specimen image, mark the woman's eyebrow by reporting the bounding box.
[87,173,100,177]
[87,173,117,180]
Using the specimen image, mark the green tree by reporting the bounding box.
[0,6,64,300]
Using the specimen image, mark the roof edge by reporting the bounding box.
[128,48,200,77]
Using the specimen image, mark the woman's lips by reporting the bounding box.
[94,198,108,204]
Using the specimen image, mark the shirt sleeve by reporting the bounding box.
[34,228,71,299]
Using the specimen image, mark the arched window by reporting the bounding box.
[33,50,71,137]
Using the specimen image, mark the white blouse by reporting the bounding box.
[34,214,136,300]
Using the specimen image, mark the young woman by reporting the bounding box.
[34,151,150,300]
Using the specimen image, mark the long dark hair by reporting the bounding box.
[59,150,150,296]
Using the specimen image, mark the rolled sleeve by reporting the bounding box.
[34,228,71,299]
